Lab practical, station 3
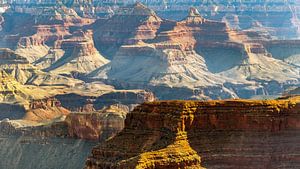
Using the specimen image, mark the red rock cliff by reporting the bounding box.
[85,96,300,169]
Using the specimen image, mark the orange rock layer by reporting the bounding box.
[85,97,300,169]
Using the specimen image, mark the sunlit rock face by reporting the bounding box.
[85,96,300,169]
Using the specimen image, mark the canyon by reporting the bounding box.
[0,2,298,100]
[0,1,299,169]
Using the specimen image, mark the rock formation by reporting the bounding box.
[43,30,109,75]
[85,96,300,168]
[89,4,267,99]
[92,2,162,58]
[0,48,83,86]
[23,98,70,122]
[0,5,102,77]
[0,70,33,102]
[0,88,156,140]
[0,6,90,61]
[65,104,128,140]
[0,2,298,100]
[87,0,300,40]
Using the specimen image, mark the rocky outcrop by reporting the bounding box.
[23,98,70,122]
[85,96,300,168]
[65,104,128,140]
[0,6,109,77]
[0,96,70,122]
[0,90,155,139]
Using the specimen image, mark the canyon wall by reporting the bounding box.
[86,96,300,168]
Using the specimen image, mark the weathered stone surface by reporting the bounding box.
[85,96,300,168]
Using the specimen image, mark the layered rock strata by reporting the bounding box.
[92,2,162,58]
[65,104,128,140]
[89,5,267,99]
[43,30,109,75]
[85,97,300,168]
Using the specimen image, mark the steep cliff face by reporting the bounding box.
[85,97,300,168]
[92,2,162,58]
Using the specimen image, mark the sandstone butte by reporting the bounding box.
[85,96,300,169]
